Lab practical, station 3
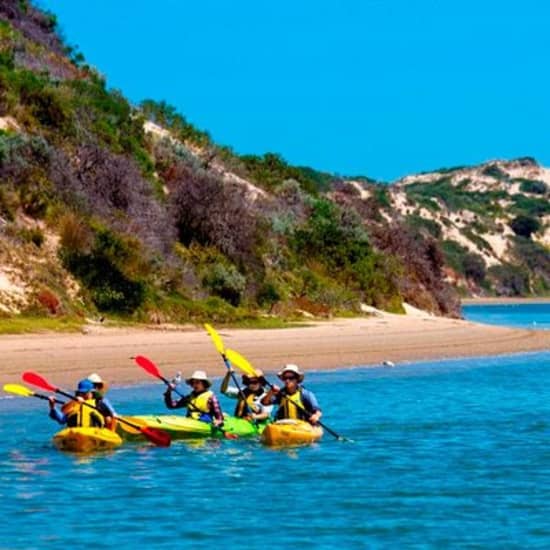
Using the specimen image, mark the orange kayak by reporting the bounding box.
[261,419,323,447]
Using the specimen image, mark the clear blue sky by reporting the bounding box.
[40,0,550,181]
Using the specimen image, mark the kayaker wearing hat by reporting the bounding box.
[87,373,117,430]
[164,370,224,427]
[220,368,272,421]
[261,364,322,425]
[48,379,105,428]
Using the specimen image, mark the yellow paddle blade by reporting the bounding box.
[3,383,35,397]
[204,323,225,355]
[117,416,147,435]
[225,348,258,377]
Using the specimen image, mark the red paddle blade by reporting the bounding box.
[22,371,57,392]
[141,427,171,447]
[135,355,162,379]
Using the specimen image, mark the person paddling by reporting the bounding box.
[48,379,104,428]
[163,370,224,427]
[261,364,322,425]
[87,373,117,430]
[220,368,272,422]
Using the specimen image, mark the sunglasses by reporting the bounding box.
[282,376,297,381]
[247,379,260,384]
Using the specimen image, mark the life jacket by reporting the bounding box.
[187,390,213,422]
[61,399,104,428]
[235,388,262,418]
[277,388,308,421]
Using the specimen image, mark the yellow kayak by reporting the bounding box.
[53,427,122,453]
[261,419,323,447]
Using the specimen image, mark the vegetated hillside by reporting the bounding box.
[0,2,546,327]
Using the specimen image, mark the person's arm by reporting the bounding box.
[96,397,117,429]
[164,387,188,409]
[208,394,224,425]
[220,371,232,394]
[48,396,66,424]
[302,389,322,424]
[261,385,281,406]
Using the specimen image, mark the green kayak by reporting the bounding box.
[118,414,268,440]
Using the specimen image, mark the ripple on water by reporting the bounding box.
[1,352,549,548]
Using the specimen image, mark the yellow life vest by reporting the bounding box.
[280,389,305,420]
[62,399,104,428]
[188,390,213,420]
[235,391,259,417]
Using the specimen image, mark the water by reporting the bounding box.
[462,302,550,330]
[1,352,549,549]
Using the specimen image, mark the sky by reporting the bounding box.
[40,0,550,181]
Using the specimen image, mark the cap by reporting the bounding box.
[77,379,94,393]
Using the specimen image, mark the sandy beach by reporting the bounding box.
[1,312,549,389]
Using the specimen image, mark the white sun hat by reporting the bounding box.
[185,370,212,388]
[277,364,304,383]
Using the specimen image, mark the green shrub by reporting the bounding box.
[481,164,509,180]
[510,215,541,238]
[511,195,550,217]
[517,179,548,195]
[405,214,442,238]
[512,237,550,284]
[406,178,506,215]
[487,264,530,296]
[19,226,44,247]
[441,239,486,283]
[461,228,492,252]
[60,227,147,313]
[202,263,246,306]
[256,281,281,309]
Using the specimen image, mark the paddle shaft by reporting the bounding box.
[33,393,64,405]
[204,324,256,416]
[137,357,237,439]
[222,356,259,417]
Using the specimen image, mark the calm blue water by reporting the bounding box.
[462,302,550,330]
[1,352,549,549]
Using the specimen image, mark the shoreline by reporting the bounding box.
[1,314,549,389]
[461,297,550,305]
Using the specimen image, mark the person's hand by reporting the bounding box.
[76,396,84,403]
[308,412,321,425]
[271,385,280,395]
[48,396,56,409]
[213,418,224,428]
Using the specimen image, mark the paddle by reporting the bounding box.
[204,323,257,418]
[134,355,238,439]
[21,371,171,447]
[3,383,64,404]
[224,348,349,441]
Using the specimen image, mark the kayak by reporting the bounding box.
[53,427,123,453]
[118,414,268,440]
[261,419,323,447]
